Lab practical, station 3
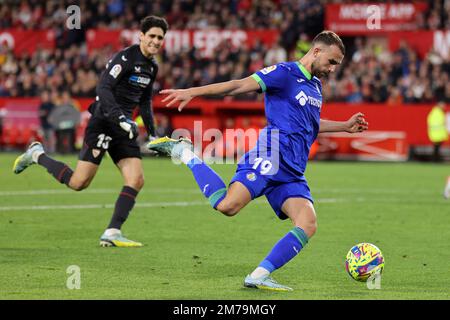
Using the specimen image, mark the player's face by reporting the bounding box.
[311,45,344,79]
[140,27,165,57]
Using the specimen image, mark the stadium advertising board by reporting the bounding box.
[0,30,55,54]
[325,2,428,35]
[388,30,450,60]
[4,27,446,60]
[2,98,447,153]
[86,29,280,57]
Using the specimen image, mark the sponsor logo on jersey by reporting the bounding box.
[296,91,308,106]
[308,96,322,108]
[134,66,141,73]
[129,75,151,86]
[295,90,322,109]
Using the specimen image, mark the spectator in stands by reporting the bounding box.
[294,33,311,59]
[48,90,80,154]
[387,86,404,106]
[155,114,173,138]
[264,38,287,66]
[0,0,447,32]
[38,90,55,153]
[0,0,449,105]
[427,101,448,162]
[446,82,450,103]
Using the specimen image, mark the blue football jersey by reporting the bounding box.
[251,62,323,176]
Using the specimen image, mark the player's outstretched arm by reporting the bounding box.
[319,112,369,133]
[160,76,260,111]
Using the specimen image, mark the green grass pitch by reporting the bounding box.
[0,153,449,299]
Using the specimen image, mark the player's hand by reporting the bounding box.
[345,112,369,133]
[160,89,193,112]
[118,115,139,139]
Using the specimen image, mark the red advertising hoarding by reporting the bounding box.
[325,2,428,35]
[317,131,409,161]
[86,29,280,57]
[3,27,445,61]
[388,30,450,60]
[0,30,55,55]
[1,97,447,147]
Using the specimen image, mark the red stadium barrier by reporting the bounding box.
[1,98,448,154]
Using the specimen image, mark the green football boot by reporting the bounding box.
[99,231,143,248]
[147,136,192,158]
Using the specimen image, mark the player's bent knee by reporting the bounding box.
[305,221,318,238]
[70,178,91,191]
[128,176,144,190]
[295,220,317,238]
[216,201,241,217]
[290,208,317,238]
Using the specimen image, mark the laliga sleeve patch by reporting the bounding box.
[261,65,277,75]
[109,64,122,79]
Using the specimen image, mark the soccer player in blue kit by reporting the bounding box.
[149,31,369,291]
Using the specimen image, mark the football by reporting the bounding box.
[345,243,384,282]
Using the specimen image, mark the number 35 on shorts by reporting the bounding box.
[97,134,112,149]
[252,157,273,174]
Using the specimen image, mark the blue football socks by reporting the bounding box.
[259,226,309,273]
[186,158,227,209]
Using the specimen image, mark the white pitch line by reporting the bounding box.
[0,187,436,197]
[0,188,200,196]
[0,189,115,196]
[0,198,343,212]
[0,201,209,212]
[313,188,436,195]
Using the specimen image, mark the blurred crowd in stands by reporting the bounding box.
[0,0,449,104]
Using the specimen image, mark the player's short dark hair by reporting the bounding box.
[312,31,345,56]
[140,16,169,34]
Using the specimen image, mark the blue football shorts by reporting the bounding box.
[230,166,313,220]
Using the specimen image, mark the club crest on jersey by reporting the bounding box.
[109,64,122,78]
[261,65,277,75]
[92,149,101,158]
[246,173,257,181]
